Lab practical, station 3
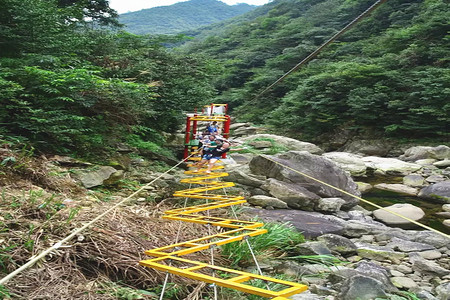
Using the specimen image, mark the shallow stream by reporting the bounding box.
[360,189,450,235]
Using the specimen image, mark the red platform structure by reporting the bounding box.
[183,104,231,159]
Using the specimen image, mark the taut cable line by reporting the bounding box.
[253,0,388,101]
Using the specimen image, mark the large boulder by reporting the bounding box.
[240,134,323,154]
[261,178,320,210]
[77,166,123,188]
[400,145,450,162]
[373,203,425,225]
[362,156,422,176]
[418,182,450,203]
[322,152,367,176]
[250,151,360,210]
[341,139,394,156]
[226,165,265,187]
[244,208,345,238]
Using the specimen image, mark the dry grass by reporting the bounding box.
[1,192,229,299]
[0,145,232,299]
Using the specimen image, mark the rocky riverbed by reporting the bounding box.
[36,132,450,300]
[217,133,450,300]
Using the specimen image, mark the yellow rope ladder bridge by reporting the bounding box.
[139,116,307,299]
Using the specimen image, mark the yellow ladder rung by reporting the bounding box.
[230,275,251,283]
[140,256,308,298]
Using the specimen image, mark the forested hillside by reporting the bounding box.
[119,0,256,35]
[0,0,219,157]
[185,0,449,142]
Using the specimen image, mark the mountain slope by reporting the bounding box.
[119,0,257,35]
[183,0,449,142]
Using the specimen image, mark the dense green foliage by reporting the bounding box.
[0,0,219,156]
[119,0,256,35]
[185,0,449,141]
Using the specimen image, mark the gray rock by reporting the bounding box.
[248,140,272,149]
[342,139,393,156]
[229,122,251,130]
[315,197,346,213]
[77,166,121,188]
[400,145,450,161]
[374,183,419,196]
[241,134,323,154]
[349,205,372,216]
[355,261,396,292]
[291,290,325,300]
[426,174,446,183]
[435,282,450,300]
[435,212,450,218]
[347,210,366,222]
[415,290,438,300]
[403,174,425,187]
[244,207,345,238]
[443,167,450,177]
[227,165,265,187]
[250,152,360,209]
[356,243,406,264]
[390,269,404,277]
[409,252,450,276]
[342,220,388,238]
[419,182,450,203]
[443,204,450,212]
[416,158,438,165]
[301,264,332,274]
[396,265,413,274]
[443,219,450,228]
[339,275,387,300]
[248,195,288,209]
[386,237,435,252]
[296,241,331,256]
[362,156,422,176]
[373,203,425,225]
[322,152,367,176]
[418,250,442,260]
[413,231,450,248]
[356,182,373,194]
[229,153,254,165]
[261,178,320,210]
[233,126,261,137]
[391,277,417,289]
[316,234,357,255]
[249,187,270,196]
[434,159,450,168]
